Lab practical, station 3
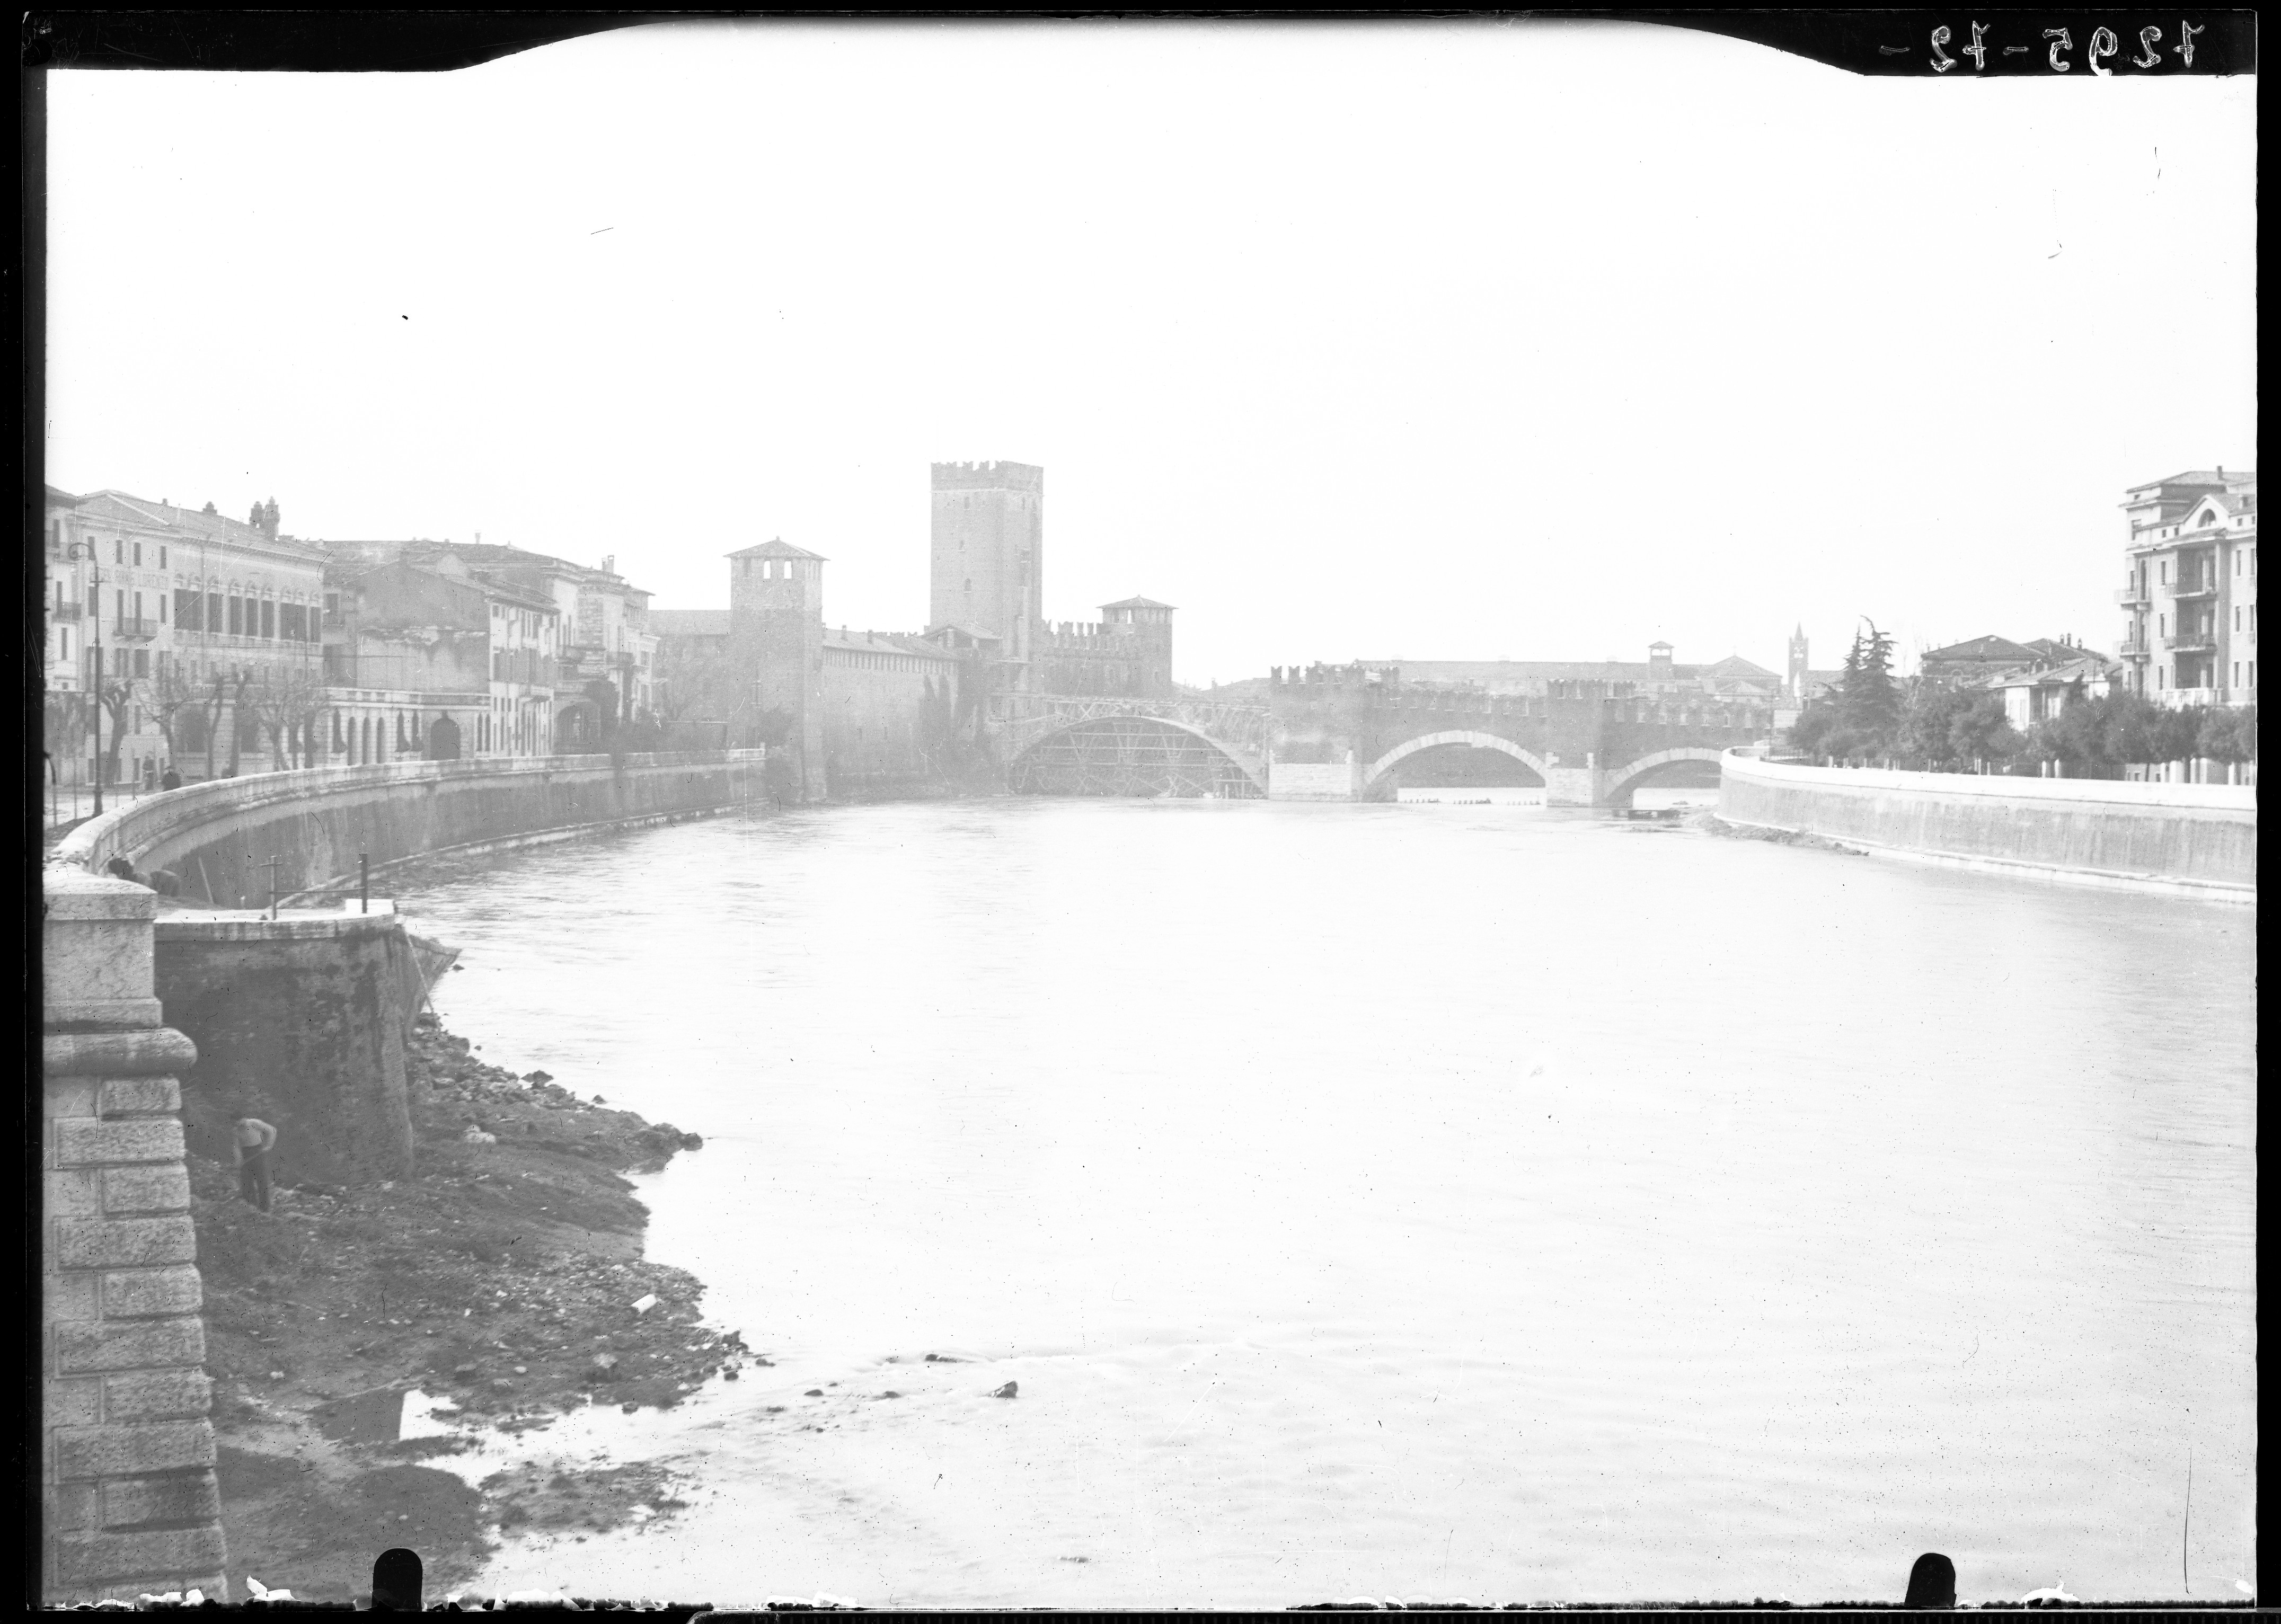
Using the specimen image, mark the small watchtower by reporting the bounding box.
[728,538,827,796]
[1101,597,1176,698]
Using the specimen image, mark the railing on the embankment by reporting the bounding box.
[46,750,771,902]
[1717,750,2255,898]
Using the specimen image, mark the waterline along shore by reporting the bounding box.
[189,1015,739,1602]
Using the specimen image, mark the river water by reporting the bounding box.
[403,800,2256,1607]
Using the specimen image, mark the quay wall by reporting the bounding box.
[49,749,770,906]
[153,908,421,1189]
[1718,752,2256,897]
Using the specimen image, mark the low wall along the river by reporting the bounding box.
[49,749,768,907]
[1718,752,2256,897]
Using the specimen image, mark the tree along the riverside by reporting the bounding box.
[2021,691,2257,779]
[1893,680,2023,771]
[1787,622,1904,763]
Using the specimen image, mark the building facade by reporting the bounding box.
[2116,468,2257,706]
[320,561,496,762]
[41,488,328,787]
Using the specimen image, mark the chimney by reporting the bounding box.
[600,555,615,575]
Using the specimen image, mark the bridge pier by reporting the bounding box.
[1540,764,1612,809]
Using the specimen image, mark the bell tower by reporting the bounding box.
[1787,624,1810,700]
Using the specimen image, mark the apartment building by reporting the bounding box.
[2117,468,2258,706]
[41,486,325,784]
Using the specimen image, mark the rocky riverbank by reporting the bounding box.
[190,1016,747,1601]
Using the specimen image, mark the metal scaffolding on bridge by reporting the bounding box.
[1006,714,1266,798]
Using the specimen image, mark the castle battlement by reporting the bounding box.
[931,460,1045,493]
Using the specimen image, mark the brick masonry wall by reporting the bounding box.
[43,872,229,1605]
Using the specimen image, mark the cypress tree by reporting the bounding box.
[1839,619,1901,748]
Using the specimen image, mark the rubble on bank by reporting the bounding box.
[191,1015,743,1601]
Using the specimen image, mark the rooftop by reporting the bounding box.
[1100,596,1177,611]
[728,537,826,562]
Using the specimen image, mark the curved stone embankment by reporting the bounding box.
[47,750,769,907]
[1718,752,2256,899]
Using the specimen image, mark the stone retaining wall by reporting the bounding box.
[48,749,768,904]
[1719,752,2256,896]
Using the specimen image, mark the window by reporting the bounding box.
[261,600,276,640]
[114,540,124,564]
[158,593,167,623]
[160,547,166,569]
[132,543,143,566]
[2161,561,2170,583]
[963,579,972,593]
[59,628,69,661]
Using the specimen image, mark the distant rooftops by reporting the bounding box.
[1100,596,1175,611]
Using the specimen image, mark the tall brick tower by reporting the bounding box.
[729,538,827,799]
[1786,624,1810,700]
[930,461,1044,689]
[1100,597,1177,697]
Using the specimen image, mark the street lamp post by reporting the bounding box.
[64,541,104,816]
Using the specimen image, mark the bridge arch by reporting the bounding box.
[1008,714,1267,797]
[1363,730,1549,790]
[1603,746,1728,804]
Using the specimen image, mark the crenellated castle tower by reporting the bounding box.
[930,461,1045,689]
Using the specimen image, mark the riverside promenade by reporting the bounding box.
[1718,752,2256,899]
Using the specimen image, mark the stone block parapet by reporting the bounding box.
[43,870,229,1605]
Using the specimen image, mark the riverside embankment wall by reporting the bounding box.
[1719,752,2256,897]
[49,749,768,906]
[153,907,420,1189]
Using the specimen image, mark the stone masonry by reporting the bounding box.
[42,869,229,1604]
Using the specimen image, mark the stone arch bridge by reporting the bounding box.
[991,694,1270,797]
[1265,664,1772,807]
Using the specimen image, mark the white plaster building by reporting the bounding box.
[2117,469,2258,706]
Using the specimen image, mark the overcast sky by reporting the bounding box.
[46,21,2256,685]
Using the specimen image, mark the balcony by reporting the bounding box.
[2171,574,2219,600]
[2113,584,2150,606]
[2165,632,2218,654]
[2118,637,2151,659]
[50,601,84,622]
[111,616,158,642]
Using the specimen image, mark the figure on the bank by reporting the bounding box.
[234,1116,278,1213]
[161,763,182,791]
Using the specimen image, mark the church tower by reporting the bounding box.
[729,538,827,799]
[1786,624,1810,700]
[930,461,1044,690]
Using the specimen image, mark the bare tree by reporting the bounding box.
[248,661,328,770]
[94,670,140,788]
[145,656,206,774]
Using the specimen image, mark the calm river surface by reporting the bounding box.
[404,800,2256,1607]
